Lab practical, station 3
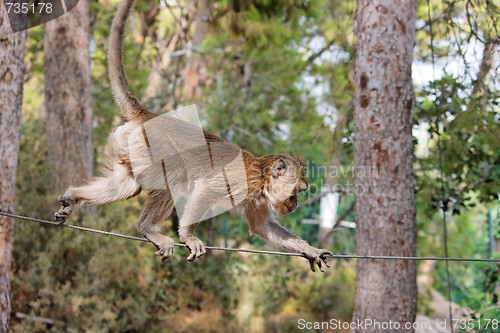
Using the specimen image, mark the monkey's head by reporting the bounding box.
[261,154,308,215]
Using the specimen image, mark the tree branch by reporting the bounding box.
[302,38,336,70]
[319,200,356,246]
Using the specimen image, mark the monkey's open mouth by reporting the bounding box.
[286,195,298,212]
[286,201,298,213]
[276,199,297,214]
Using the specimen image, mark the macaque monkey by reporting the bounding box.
[54,0,331,272]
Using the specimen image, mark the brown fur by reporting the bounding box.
[54,0,331,272]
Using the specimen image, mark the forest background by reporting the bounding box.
[0,0,498,332]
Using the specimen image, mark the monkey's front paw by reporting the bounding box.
[302,247,332,272]
[54,206,73,224]
[155,238,175,263]
[54,195,73,224]
[183,237,206,261]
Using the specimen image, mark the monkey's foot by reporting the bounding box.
[302,247,332,272]
[155,238,175,263]
[54,195,73,224]
[183,237,206,261]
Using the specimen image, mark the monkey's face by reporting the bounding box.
[263,155,308,215]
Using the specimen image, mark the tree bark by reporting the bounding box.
[181,0,209,101]
[470,40,496,108]
[143,28,181,108]
[44,0,93,192]
[0,5,27,332]
[319,109,350,247]
[353,1,417,332]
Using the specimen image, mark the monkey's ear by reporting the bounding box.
[272,158,287,178]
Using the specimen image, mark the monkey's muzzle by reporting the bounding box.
[276,197,298,215]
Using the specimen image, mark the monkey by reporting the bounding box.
[54,0,332,272]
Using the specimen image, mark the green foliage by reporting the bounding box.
[415,75,499,212]
[13,3,355,331]
[414,72,499,319]
[10,0,499,331]
[429,206,499,325]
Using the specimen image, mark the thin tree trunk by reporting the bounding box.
[44,0,93,193]
[353,1,417,332]
[0,4,27,332]
[470,40,496,109]
[181,0,209,101]
[319,110,350,247]
[472,40,496,96]
[143,29,181,107]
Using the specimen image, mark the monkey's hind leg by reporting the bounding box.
[54,163,140,223]
[177,184,211,261]
[179,222,205,261]
[136,190,176,262]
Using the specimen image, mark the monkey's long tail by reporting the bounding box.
[108,0,154,122]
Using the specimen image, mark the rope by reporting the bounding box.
[1,211,499,263]
[427,1,454,330]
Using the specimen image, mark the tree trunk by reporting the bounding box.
[181,0,209,101]
[319,109,350,247]
[0,5,27,332]
[352,1,417,332]
[143,28,181,109]
[44,0,93,192]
